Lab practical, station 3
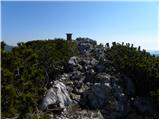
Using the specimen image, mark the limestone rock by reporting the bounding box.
[40,81,72,111]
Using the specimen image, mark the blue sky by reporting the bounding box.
[1,1,158,50]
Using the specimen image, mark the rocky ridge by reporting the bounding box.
[39,38,154,119]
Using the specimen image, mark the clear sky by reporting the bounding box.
[1,1,158,50]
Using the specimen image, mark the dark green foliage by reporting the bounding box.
[105,43,159,117]
[1,39,78,118]
[1,41,6,50]
[105,43,110,48]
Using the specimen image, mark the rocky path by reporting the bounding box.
[39,38,153,119]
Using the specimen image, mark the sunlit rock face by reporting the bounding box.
[40,81,72,111]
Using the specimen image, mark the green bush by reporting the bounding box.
[1,39,78,118]
[105,42,159,117]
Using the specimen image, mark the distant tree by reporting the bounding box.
[105,43,110,48]
[126,43,130,48]
[142,49,146,54]
[138,46,141,51]
[131,44,133,49]
[112,42,116,46]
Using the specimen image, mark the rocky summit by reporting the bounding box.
[39,38,155,119]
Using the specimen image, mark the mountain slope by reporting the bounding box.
[1,39,159,119]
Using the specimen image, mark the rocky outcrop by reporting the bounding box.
[39,38,154,119]
[76,37,97,55]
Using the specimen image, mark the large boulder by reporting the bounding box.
[40,81,72,111]
[80,83,111,109]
